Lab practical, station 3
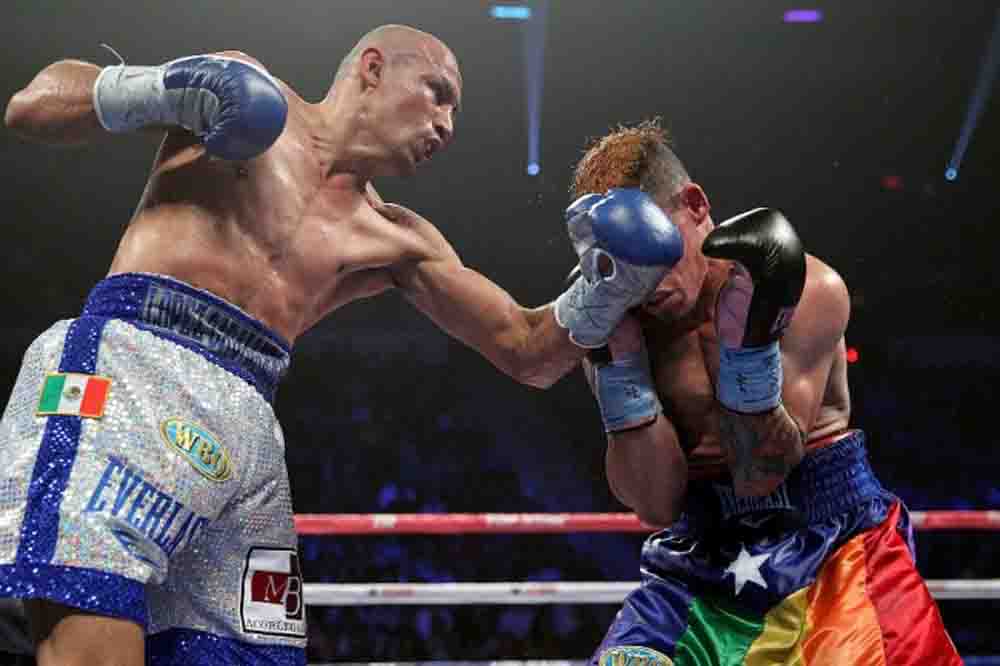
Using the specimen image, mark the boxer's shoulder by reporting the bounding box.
[794,256,850,327]
[804,254,846,292]
[780,257,850,361]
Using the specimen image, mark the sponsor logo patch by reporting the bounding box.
[85,456,210,563]
[159,418,232,482]
[598,646,674,666]
[240,547,306,638]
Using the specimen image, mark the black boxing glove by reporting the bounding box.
[701,208,806,413]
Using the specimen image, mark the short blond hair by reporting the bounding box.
[571,118,689,200]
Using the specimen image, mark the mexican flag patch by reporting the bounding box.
[36,373,111,418]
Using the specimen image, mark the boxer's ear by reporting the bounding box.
[676,183,710,220]
[359,48,385,90]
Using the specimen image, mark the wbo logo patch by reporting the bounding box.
[159,418,232,482]
[598,646,674,666]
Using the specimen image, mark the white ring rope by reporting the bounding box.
[303,579,1000,605]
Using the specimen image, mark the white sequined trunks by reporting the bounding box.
[0,272,306,664]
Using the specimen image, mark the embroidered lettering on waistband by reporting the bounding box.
[141,285,288,379]
[713,483,794,520]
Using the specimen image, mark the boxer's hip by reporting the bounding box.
[641,431,896,586]
[0,273,303,656]
[591,432,957,663]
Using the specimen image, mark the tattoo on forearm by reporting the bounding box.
[718,404,805,495]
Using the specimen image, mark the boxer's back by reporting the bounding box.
[108,87,395,344]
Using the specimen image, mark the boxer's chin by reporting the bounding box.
[392,151,418,178]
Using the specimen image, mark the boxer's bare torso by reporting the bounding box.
[110,82,427,344]
[640,255,852,476]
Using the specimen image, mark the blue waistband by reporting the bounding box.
[689,430,885,525]
[83,273,291,403]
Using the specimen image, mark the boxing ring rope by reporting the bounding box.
[304,579,1000,605]
[294,510,1000,535]
[318,660,1000,666]
[295,511,1000,604]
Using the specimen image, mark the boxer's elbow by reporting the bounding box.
[4,87,36,133]
[623,482,683,528]
[626,480,685,528]
[6,60,98,143]
[6,62,64,133]
[633,503,681,530]
[607,436,687,528]
[5,83,64,142]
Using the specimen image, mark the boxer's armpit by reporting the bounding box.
[718,404,804,497]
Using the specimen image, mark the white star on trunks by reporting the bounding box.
[725,545,770,595]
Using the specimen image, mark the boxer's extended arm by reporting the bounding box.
[5,60,105,144]
[717,259,850,496]
[370,190,682,388]
[381,205,584,388]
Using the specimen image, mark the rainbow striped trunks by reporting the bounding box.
[0,273,306,665]
[592,431,962,666]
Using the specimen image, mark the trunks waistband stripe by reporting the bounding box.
[82,273,292,403]
[146,627,305,664]
[706,430,884,524]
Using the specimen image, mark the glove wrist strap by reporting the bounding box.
[554,277,621,349]
[717,341,783,414]
[93,65,172,133]
[595,351,662,433]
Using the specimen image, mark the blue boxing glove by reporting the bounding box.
[591,316,662,433]
[554,188,683,348]
[93,55,287,160]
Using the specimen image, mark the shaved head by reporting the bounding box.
[335,24,460,87]
[327,24,462,178]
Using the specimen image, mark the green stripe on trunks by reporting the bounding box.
[673,596,765,665]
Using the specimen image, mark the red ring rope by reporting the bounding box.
[293,510,1000,535]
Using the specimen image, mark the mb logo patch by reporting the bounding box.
[598,646,674,666]
[159,418,232,482]
[240,547,306,638]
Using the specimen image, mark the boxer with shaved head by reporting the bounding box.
[3,25,683,664]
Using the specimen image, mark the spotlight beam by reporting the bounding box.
[522,1,548,176]
[946,8,1000,181]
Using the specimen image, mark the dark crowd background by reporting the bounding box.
[1,0,999,662]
